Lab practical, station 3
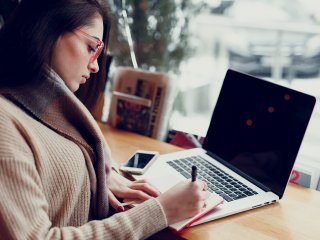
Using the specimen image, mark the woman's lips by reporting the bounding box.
[81,76,89,83]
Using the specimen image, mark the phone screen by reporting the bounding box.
[123,153,155,169]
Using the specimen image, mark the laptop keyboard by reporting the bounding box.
[167,156,258,202]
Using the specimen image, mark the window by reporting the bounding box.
[108,0,320,168]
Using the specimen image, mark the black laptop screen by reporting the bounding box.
[203,70,315,198]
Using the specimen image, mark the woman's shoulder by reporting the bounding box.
[0,94,30,131]
[0,94,28,119]
[0,95,35,159]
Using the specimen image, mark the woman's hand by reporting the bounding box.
[107,170,161,211]
[157,180,209,225]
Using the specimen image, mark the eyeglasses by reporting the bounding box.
[74,29,104,63]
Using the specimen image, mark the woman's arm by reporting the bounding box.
[0,155,166,239]
[0,108,167,240]
[0,104,207,239]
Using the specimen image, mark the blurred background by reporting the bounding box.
[1,0,320,169]
[107,0,320,135]
[106,0,320,170]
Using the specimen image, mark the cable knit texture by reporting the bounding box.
[0,72,167,239]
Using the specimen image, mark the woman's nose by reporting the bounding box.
[88,59,99,73]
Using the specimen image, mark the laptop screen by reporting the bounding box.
[203,69,315,198]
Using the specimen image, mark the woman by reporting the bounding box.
[0,0,209,239]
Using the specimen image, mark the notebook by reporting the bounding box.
[134,69,316,231]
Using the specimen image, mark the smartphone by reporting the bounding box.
[120,150,159,175]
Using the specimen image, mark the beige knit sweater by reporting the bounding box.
[0,79,167,239]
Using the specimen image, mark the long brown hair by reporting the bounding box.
[0,0,112,111]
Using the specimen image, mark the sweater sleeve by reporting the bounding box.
[0,155,167,239]
[0,104,168,240]
[48,198,168,240]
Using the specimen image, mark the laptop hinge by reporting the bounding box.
[206,151,271,192]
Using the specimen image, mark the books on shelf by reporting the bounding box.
[109,91,152,136]
[108,67,175,140]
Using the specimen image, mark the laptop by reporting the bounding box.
[135,69,316,228]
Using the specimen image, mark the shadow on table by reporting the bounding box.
[147,228,187,240]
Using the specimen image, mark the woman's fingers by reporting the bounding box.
[134,179,160,192]
[118,188,152,201]
[202,181,208,191]
[108,182,159,202]
[107,189,124,212]
[201,190,210,201]
[190,180,210,204]
[129,182,161,197]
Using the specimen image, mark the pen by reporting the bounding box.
[191,165,197,182]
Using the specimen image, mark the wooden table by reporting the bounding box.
[99,123,320,240]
